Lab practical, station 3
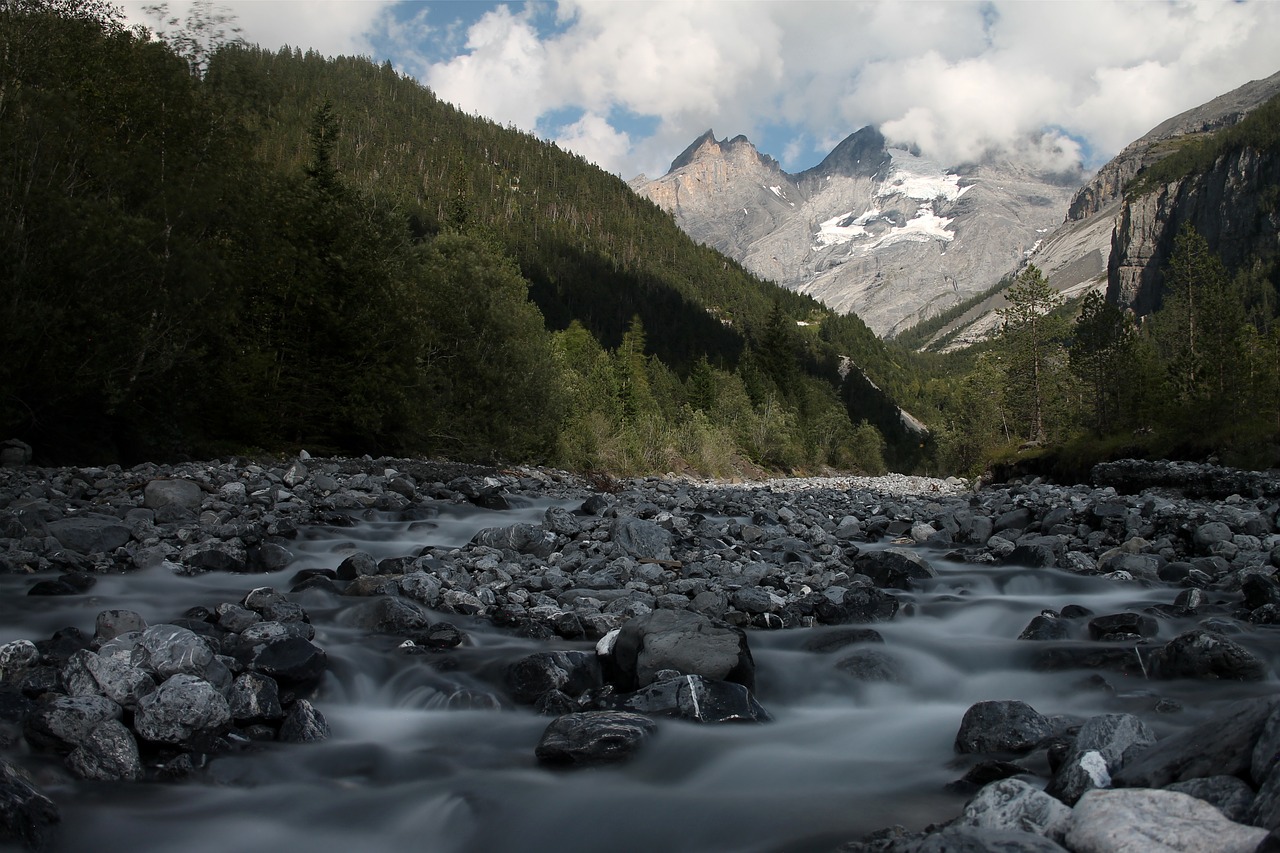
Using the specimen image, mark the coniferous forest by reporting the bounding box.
[3,1,1278,477]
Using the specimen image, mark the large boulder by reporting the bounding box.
[65,719,142,782]
[505,651,602,705]
[610,517,673,561]
[600,673,771,724]
[955,777,1072,842]
[605,610,755,692]
[854,548,937,589]
[1064,788,1267,853]
[46,515,131,555]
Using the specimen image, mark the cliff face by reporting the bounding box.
[1108,143,1280,315]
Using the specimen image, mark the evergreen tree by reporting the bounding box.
[1069,291,1135,435]
[998,265,1068,442]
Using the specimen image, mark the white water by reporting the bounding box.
[4,505,1277,853]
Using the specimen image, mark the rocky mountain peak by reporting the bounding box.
[801,126,891,180]
[667,129,780,175]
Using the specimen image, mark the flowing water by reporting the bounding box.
[3,501,1278,853]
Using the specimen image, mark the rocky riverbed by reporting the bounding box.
[2,454,1280,852]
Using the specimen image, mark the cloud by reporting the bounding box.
[122,1,1280,180]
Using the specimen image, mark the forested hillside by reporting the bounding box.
[0,2,929,473]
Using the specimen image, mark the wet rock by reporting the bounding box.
[912,826,1069,852]
[1087,612,1158,641]
[955,700,1053,755]
[65,719,142,781]
[235,631,326,686]
[93,610,146,644]
[534,711,658,767]
[835,648,905,683]
[1045,713,1155,805]
[1150,629,1267,680]
[854,548,936,589]
[335,551,379,580]
[61,649,156,709]
[955,778,1072,842]
[46,515,131,555]
[131,625,229,689]
[811,586,900,624]
[802,628,885,653]
[600,673,771,723]
[0,641,39,684]
[1018,613,1070,641]
[278,699,329,743]
[471,523,557,558]
[1166,776,1255,823]
[1065,788,1267,853]
[607,609,755,692]
[25,695,122,752]
[1113,696,1280,788]
[143,479,203,511]
[610,516,672,561]
[0,758,59,852]
[505,651,603,705]
[228,672,283,722]
[133,674,231,745]
[348,596,432,636]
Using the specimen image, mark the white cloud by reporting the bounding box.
[122,1,1280,179]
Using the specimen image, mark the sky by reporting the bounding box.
[119,1,1280,180]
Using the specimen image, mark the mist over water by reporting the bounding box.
[6,501,1277,853]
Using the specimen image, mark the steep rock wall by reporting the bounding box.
[1107,145,1280,315]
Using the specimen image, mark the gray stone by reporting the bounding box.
[854,547,937,589]
[1065,788,1267,853]
[956,778,1072,842]
[610,516,673,561]
[133,674,231,744]
[1166,776,1255,823]
[132,624,229,689]
[471,523,557,558]
[1150,629,1267,681]
[1193,521,1235,553]
[1114,696,1280,788]
[610,609,754,691]
[956,700,1053,755]
[62,649,156,709]
[0,758,59,851]
[835,648,905,683]
[535,711,657,766]
[46,515,132,555]
[913,826,1068,852]
[505,651,602,705]
[0,640,39,683]
[228,672,283,721]
[65,719,142,781]
[94,609,146,643]
[348,596,432,636]
[1045,713,1156,805]
[25,694,122,752]
[142,479,203,511]
[278,699,329,743]
[601,673,771,723]
[335,551,379,580]
[399,572,442,606]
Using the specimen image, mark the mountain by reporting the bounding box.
[917,70,1280,351]
[633,127,1082,337]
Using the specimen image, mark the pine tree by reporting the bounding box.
[998,265,1068,442]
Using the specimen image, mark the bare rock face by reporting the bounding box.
[634,127,1078,337]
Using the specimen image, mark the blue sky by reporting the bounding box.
[122,1,1280,179]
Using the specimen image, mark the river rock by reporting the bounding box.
[62,649,156,709]
[348,596,432,636]
[65,719,142,782]
[0,641,39,683]
[610,516,672,561]
[24,695,122,752]
[534,711,658,766]
[1149,629,1267,680]
[956,700,1053,755]
[606,609,755,692]
[835,648,905,683]
[93,609,146,644]
[1064,788,1268,853]
[45,515,131,555]
[228,672,283,721]
[1165,776,1256,823]
[234,632,326,686]
[956,777,1072,842]
[810,585,900,624]
[335,551,378,580]
[599,673,771,723]
[1087,612,1158,641]
[131,624,229,689]
[0,758,59,852]
[854,548,936,589]
[133,673,231,744]
[1113,696,1280,788]
[1018,613,1070,641]
[1045,713,1156,805]
[142,478,203,511]
[505,651,602,705]
[471,523,557,558]
[911,826,1069,852]
[278,699,329,743]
